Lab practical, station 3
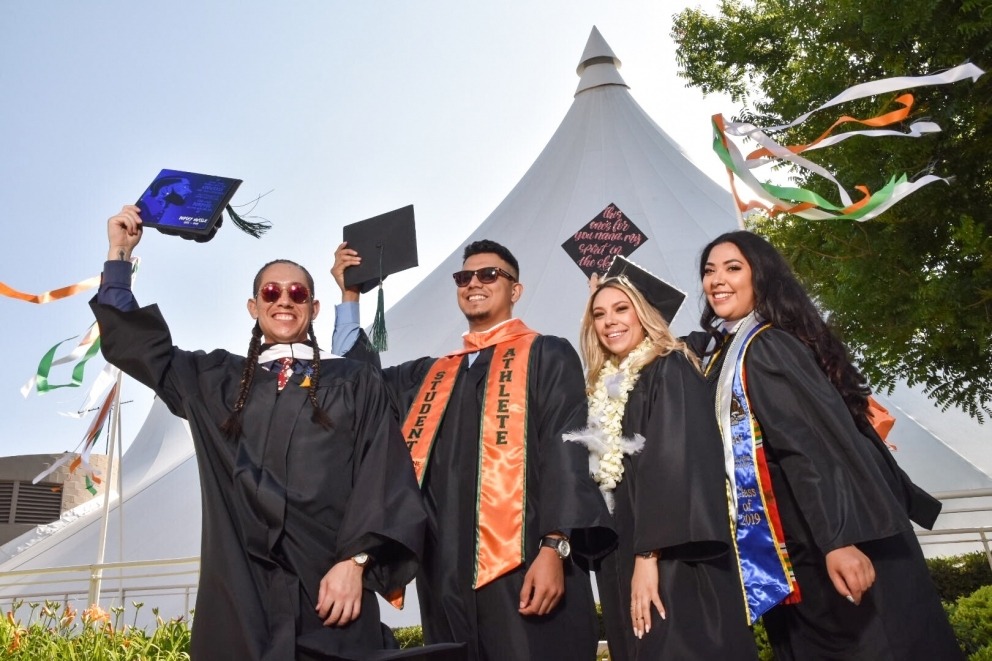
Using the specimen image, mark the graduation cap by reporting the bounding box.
[603,255,686,324]
[136,168,270,242]
[560,202,648,277]
[342,205,418,351]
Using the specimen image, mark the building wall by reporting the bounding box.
[0,453,115,546]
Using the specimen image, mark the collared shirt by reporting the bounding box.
[332,302,524,367]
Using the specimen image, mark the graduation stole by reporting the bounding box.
[401,318,539,589]
[715,313,800,624]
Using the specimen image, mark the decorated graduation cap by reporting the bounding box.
[136,168,270,242]
[603,254,686,325]
[342,204,418,351]
[561,202,648,277]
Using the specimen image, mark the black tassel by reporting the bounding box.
[369,244,388,351]
[226,204,271,238]
[370,284,388,352]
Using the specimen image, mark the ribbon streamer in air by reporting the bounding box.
[713,63,985,221]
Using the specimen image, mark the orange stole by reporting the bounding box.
[867,395,896,445]
[473,335,536,587]
[403,355,462,484]
[400,331,537,589]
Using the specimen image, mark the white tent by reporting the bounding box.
[1,26,988,624]
[376,27,992,495]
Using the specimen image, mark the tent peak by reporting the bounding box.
[575,26,628,95]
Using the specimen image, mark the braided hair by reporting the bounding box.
[220,259,332,439]
[304,320,332,430]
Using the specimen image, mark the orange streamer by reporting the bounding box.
[747,94,915,160]
[0,275,100,304]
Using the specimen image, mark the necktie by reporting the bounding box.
[276,357,295,392]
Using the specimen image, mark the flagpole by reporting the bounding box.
[88,370,123,607]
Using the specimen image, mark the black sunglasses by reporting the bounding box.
[452,267,517,288]
[258,282,311,304]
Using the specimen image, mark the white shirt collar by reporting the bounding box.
[257,343,338,364]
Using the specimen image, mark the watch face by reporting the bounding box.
[353,552,370,566]
[558,539,571,558]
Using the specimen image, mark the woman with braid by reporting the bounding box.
[91,206,427,661]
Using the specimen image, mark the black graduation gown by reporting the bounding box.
[700,328,960,661]
[377,336,616,661]
[596,354,758,661]
[91,300,427,661]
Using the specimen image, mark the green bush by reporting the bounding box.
[392,625,425,649]
[752,620,773,660]
[969,645,992,661]
[927,552,992,602]
[595,601,607,641]
[0,600,191,660]
[947,584,992,657]
[3,551,988,661]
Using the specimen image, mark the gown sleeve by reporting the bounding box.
[745,330,911,554]
[342,328,382,369]
[335,363,427,595]
[342,332,434,421]
[531,336,616,560]
[858,423,942,530]
[632,354,731,561]
[89,297,221,419]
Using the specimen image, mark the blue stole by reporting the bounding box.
[715,314,799,624]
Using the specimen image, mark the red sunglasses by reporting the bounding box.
[258,282,311,304]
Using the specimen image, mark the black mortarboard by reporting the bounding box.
[136,168,270,242]
[604,255,686,324]
[342,205,418,351]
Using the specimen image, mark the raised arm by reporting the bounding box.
[330,242,364,356]
[107,205,143,262]
[331,241,361,303]
[99,206,145,312]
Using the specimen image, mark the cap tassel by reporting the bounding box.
[369,245,388,352]
[225,204,272,238]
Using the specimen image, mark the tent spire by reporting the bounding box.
[575,26,628,95]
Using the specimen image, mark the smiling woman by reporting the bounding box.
[701,242,754,323]
[569,267,758,661]
[590,286,646,360]
[692,230,960,660]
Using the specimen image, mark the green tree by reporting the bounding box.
[673,0,992,420]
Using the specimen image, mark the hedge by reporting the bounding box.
[2,552,989,658]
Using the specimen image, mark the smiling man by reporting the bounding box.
[91,205,426,661]
[332,239,615,661]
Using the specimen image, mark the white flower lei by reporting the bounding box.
[563,338,652,511]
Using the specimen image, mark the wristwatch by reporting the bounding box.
[539,535,572,560]
[352,552,371,568]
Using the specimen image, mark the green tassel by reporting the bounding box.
[370,284,388,352]
[226,204,272,238]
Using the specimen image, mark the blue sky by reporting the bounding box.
[1,1,734,458]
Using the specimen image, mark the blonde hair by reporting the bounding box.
[579,277,701,390]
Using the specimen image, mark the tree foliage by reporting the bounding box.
[673,0,992,420]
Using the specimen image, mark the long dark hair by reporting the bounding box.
[698,231,872,429]
[220,259,332,438]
